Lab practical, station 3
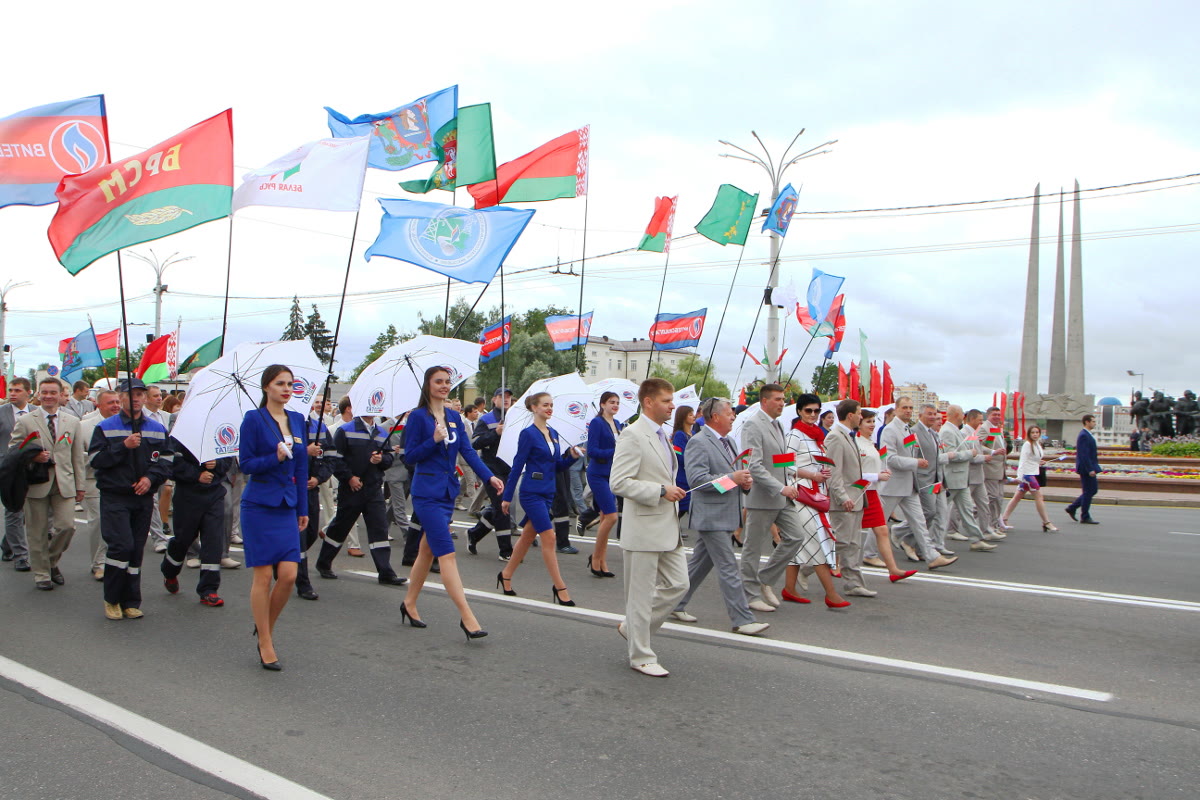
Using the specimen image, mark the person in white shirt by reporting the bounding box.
[64,381,96,419]
[1001,425,1059,532]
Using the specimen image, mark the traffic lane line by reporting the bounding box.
[0,654,333,800]
[345,570,1114,703]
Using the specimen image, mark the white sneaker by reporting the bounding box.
[846,586,878,598]
[631,662,669,677]
[185,557,201,569]
[669,610,698,623]
[760,585,782,607]
[946,532,969,542]
[732,622,770,636]
[220,557,242,568]
[748,599,775,613]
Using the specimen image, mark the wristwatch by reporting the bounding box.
[659,485,667,498]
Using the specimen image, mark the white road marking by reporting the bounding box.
[345,570,1113,703]
[0,654,333,800]
[1167,531,1200,536]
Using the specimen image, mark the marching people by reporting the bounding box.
[465,387,516,561]
[1,377,33,572]
[981,406,1011,534]
[239,365,309,670]
[939,405,998,553]
[671,405,694,519]
[401,366,501,639]
[161,442,231,607]
[585,391,623,578]
[64,380,96,419]
[854,409,918,583]
[78,390,121,580]
[823,399,874,598]
[497,392,581,605]
[1001,425,1059,532]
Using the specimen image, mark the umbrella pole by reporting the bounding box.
[312,210,361,443]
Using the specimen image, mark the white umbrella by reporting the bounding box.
[347,335,478,418]
[590,377,640,422]
[659,384,703,438]
[170,340,326,462]
[497,373,595,467]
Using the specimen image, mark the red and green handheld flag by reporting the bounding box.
[713,475,738,494]
[902,433,918,449]
[48,110,233,275]
[879,445,889,460]
[771,453,795,468]
[637,195,677,253]
[467,126,588,209]
[922,482,943,495]
[852,478,870,489]
[736,448,752,462]
[812,454,836,467]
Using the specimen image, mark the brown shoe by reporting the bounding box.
[122,607,144,619]
[347,548,365,558]
[862,557,887,568]
[928,555,958,570]
[104,602,123,620]
[92,568,104,581]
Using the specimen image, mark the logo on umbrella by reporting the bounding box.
[621,390,635,401]
[442,365,462,384]
[292,377,316,404]
[368,388,386,413]
[566,401,586,417]
[214,423,239,455]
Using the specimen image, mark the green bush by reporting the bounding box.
[1150,441,1200,458]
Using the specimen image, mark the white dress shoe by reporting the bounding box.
[945,532,969,541]
[220,557,242,568]
[617,622,627,639]
[862,556,887,568]
[969,541,998,552]
[748,599,775,613]
[631,663,669,677]
[760,585,782,607]
[989,530,1007,539]
[845,586,878,598]
[901,543,920,562]
[732,622,770,636]
[937,547,956,556]
[669,610,698,623]
[185,557,201,569]
[982,533,1004,542]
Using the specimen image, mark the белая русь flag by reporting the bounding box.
[232,136,369,213]
[364,198,534,285]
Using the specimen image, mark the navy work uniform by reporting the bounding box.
[465,407,514,559]
[90,409,173,613]
[296,415,334,599]
[315,417,406,585]
[161,444,230,604]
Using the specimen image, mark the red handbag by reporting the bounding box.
[795,482,831,513]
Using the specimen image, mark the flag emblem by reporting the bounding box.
[49,119,106,174]
[407,207,488,267]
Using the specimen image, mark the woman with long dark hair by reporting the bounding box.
[585,391,623,577]
[239,365,309,670]
[402,366,502,639]
[671,405,694,518]
[1001,425,1059,532]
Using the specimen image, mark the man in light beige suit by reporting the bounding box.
[9,378,86,590]
[825,399,871,595]
[610,378,688,678]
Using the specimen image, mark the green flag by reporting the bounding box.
[399,103,496,194]
[179,335,223,373]
[695,184,758,246]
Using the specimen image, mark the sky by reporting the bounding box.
[3,0,1199,410]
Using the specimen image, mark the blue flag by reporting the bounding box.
[365,199,534,285]
[0,95,108,209]
[479,315,511,364]
[60,326,103,382]
[806,268,844,329]
[326,87,457,171]
[545,312,593,350]
[762,183,799,237]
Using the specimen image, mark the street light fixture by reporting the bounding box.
[717,130,837,383]
[1126,369,1144,394]
[125,249,194,338]
[0,280,32,379]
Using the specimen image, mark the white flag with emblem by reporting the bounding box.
[232,136,369,213]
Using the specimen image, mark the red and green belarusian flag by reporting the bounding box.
[772,453,795,468]
[95,328,119,359]
[813,454,836,467]
[638,195,677,253]
[467,126,588,209]
[671,442,683,454]
[879,445,889,461]
[902,433,918,449]
[713,475,738,494]
[852,478,870,489]
[48,110,233,275]
[135,331,178,384]
[736,448,752,464]
[922,482,943,495]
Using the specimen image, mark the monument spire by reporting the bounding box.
[1018,184,1041,398]
[1066,179,1086,394]
[1048,189,1067,393]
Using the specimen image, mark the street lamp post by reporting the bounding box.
[1126,369,1145,395]
[0,280,32,379]
[718,130,836,384]
[125,249,194,338]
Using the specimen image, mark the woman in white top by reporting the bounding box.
[856,410,918,582]
[1001,425,1059,532]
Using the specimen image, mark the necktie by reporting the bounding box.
[656,428,672,462]
[720,436,736,464]
[47,413,56,445]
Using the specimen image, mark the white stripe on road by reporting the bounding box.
[0,654,333,800]
[1168,531,1200,536]
[345,570,1113,703]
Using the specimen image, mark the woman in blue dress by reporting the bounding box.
[672,405,695,517]
[585,391,623,577]
[403,366,501,640]
[239,364,309,671]
[498,392,581,605]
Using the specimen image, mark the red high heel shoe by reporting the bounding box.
[781,588,812,604]
[825,598,851,609]
[890,570,918,583]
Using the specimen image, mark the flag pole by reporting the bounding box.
[88,314,111,382]
[731,294,766,394]
[646,247,673,380]
[498,264,507,422]
[443,277,451,337]
[696,244,748,393]
[783,331,819,390]
[574,192,590,373]
[310,209,361,444]
[449,282,491,339]
[219,216,233,357]
[116,251,134,381]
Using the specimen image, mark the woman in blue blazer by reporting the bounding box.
[499,391,580,605]
[403,366,500,640]
[239,364,309,671]
[671,405,695,516]
[585,391,623,577]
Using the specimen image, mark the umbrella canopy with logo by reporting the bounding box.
[347,335,479,419]
[589,377,640,423]
[170,340,326,462]
[497,373,595,467]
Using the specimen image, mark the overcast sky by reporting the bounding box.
[4,0,1198,409]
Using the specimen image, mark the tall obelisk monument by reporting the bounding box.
[1065,179,1086,395]
[1048,190,1067,394]
[1018,185,1041,398]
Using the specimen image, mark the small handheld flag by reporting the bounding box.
[902,434,918,449]
[812,454,835,467]
[671,443,683,454]
[736,448,752,462]
[455,464,464,477]
[713,475,738,494]
[772,453,795,468]
[921,482,943,495]
[852,478,870,489]
[879,445,889,461]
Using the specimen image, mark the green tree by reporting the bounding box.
[81,345,147,385]
[305,304,335,365]
[282,296,306,340]
[810,363,837,399]
[416,297,486,344]
[349,324,407,382]
[649,354,730,401]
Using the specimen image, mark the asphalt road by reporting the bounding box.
[1,500,1197,799]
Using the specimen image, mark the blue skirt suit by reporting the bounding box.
[672,429,691,514]
[239,408,309,567]
[405,406,494,558]
[503,424,577,532]
[585,415,623,514]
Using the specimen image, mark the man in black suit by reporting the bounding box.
[1065,414,1101,524]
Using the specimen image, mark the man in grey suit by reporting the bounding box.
[739,383,815,611]
[0,377,33,571]
[825,399,873,596]
[980,406,1011,535]
[610,378,689,677]
[948,409,1006,541]
[899,404,955,555]
[878,397,958,570]
[939,405,996,552]
[670,397,767,636]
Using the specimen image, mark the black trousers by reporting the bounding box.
[317,490,396,578]
[466,475,513,557]
[101,493,154,608]
[161,489,224,597]
[296,487,323,591]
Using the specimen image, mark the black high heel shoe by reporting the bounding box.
[460,620,488,641]
[552,585,576,607]
[257,643,282,671]
[496,571,516,596]
[587,555,605,578]
[399,602,427,628]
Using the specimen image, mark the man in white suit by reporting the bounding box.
[8,378,86,590]
[610,378,689,677]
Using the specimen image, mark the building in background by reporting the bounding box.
[584,336,694,383]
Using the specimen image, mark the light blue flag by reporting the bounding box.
[806,268,844,329]
[60,326,103,382]
[365,199,535,285]
[326,87,457,171]
[762,183,799,237]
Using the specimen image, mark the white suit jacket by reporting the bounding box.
[610,415,680,552]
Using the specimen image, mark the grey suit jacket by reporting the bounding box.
[610,415,680,551]
[742,410,789,510]
[914,423,947,486]
[980,425,1009,481]
[939,422,977,490]
[684,426,742,532]
[0,403,19,454]
[824,425,864,510]
[878,418,920,497]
